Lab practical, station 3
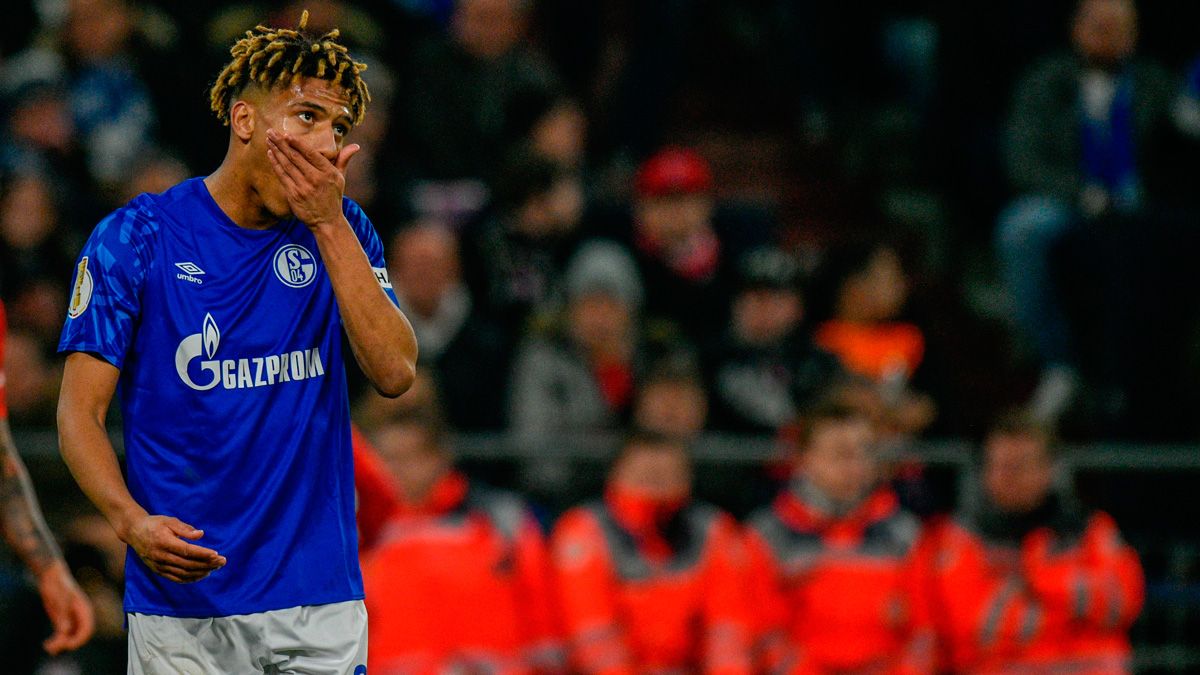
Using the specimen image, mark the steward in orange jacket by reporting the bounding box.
[550,431,753,675]
[920,413,1143,674]
[360,414,564,675]
[744,401,934,675]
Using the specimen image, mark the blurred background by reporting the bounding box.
[1,0,1199,672]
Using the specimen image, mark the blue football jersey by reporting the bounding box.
[59,178,398,618]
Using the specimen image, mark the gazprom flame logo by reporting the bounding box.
[202,313,220,359]
[175,313,325,392]
[175,313,222,391]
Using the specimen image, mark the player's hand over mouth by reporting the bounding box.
[124,515,226,584]
[265,128,360,229]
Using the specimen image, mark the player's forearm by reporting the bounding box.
[313,218,418,397]
[56,406,145,541]
[0,421,64,577]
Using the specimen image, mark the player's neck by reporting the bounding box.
[204,165,280,231]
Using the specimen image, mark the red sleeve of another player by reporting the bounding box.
[352,426,400,552]
[0,300,8,420]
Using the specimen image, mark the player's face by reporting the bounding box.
[801,418,878,506]
[634,382,708,440]
[612,443,692,500]
[983,433,1055,514]
[251,78,355,219]
[1073,0,1137,66]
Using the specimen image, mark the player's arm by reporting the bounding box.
[57,353,226,583]
[1,417,95,654]
[266,129,417,398]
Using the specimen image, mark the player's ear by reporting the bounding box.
[229,99,255,143]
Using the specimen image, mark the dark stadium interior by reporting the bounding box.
[1,0,1199,672]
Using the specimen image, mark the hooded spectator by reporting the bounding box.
[705,247,850,433]
[508,240,646,438]
[464,150,585,335]
[744,401,934,674]
[920,411,1143,672]
[361,410,564,674]
[551,431,753,674]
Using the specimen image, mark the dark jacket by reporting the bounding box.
[1005,52,1177,203]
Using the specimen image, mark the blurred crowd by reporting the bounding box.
[1,0,1199,443]
[1,0,1199,671]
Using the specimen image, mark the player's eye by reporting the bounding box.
[298,111,314,123]
[333,124,348,137]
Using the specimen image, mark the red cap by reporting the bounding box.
[634,147,714,197]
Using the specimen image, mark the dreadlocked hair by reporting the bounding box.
[209,9,370,127]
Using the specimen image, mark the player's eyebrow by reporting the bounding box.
[289,99,354,128]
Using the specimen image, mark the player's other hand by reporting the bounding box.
[125,515,226,584]
[265,128,359,229]
[36,560,95,654]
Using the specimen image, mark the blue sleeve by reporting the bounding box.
[58,202,157,369]
[342,198,400,308]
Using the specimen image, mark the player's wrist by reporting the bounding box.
[110,504,148,543]
[307,213,350,234]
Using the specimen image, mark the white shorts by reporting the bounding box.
[127,600,367,675]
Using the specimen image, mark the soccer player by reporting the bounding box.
[56,12,418,674]
[1,300,94,655]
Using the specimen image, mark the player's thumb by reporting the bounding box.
[335,143,361,173]
[167,518,204,539]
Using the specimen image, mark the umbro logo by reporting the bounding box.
[175,262,205,285]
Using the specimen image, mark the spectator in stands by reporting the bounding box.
[814,241,936,436]
[632,358,709,443]
[61,0,158,188]
[705,247,849,433]
[744,401,934,674]
[625,147,733,342]
[390,223,509,430]
[997,0,1178,424]
[463,150,585,335]
[921,411,1143,672]
[0,171,76,343]
[508,240,647,438]
[355,370,441,434]
[119,151,189,204]
[3,328,60,427]
[400,0,560,219]
[551,431,753,674]
[361,410,564,674]
[1173,54,1200,137]
[525,97,588,172]
[0,50,90,193]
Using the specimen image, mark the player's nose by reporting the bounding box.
[316,125,339,162]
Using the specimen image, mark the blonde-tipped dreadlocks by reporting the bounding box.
[209,10,370,127]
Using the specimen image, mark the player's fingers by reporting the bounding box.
[154,562,210,583]
[266,139,309,187]
[270,130,324,181]
[156,545,224,570]
[335,143,361,173]
[164,517,204,539]
[280,131,333,173]
[65,593,95,648]
[267,148,302,193]
[43,632,69,655]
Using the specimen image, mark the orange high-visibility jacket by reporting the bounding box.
[0,300,7,419]
[919,508,1143,675]
[351,426,401,554]
[744,486,935,675]
[550,501,754,675]
[362,472,564,675]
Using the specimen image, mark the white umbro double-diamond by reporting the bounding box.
[175,262,206,276]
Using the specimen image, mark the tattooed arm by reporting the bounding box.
[0,419,61,575]
[0,418,94,654]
